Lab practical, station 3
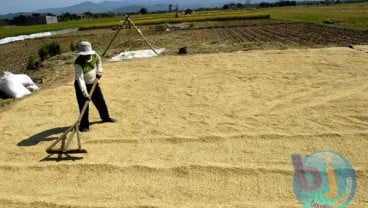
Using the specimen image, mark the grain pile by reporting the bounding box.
[0,47,367,207]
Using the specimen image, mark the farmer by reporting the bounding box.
[74,41,116,132]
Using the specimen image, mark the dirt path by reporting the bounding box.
[0,47,367,207]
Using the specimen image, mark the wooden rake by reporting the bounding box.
[46,79,98,155]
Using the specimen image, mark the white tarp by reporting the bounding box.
[110,48,165,61]
[0,28,78,45]
[0,72,39,98]
[349,45,368,53]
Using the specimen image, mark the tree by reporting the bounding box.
[236,3,244,8]
[139,7,148,14]
[169,4,173,12]
[174,4,179,17]
[0,19,9,26]
[185,9,193,15]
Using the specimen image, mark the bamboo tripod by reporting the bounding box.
[45,79,98,155]
[102,15,157,57]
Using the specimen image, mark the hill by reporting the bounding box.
[36,0,239,14]
[0,0,247,19]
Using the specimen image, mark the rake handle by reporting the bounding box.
[46,79,99,152]
[77,79,99,124]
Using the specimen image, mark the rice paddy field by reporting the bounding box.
[0,2,367,39]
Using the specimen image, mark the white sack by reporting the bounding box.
[0,72,39,98]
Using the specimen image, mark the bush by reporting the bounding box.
[38,42,61,61]
[26,55,37,70]
[48,42,61,56]
[38,45,49,61]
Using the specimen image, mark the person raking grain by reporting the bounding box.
[74,41,116,132]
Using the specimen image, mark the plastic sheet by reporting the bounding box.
[0,28,78,45]
[110,48,165,61]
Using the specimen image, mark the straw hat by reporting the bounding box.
[77,41,96,55]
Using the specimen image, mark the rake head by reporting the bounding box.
[46,148,88,154]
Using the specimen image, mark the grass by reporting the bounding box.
[264,2,368,31]
[0,2,367,39]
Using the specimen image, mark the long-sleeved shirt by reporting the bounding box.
[74,54,102,97]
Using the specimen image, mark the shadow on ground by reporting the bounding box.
[17,121,103,147]
[17,126,70,146]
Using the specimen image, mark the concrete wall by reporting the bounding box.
[45,16,58,24]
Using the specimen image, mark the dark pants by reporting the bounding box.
[74,80,110,129]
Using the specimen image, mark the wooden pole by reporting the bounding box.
[127,17,158,55]
[102,16,129,57]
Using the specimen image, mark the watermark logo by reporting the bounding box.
[291,151,356,208]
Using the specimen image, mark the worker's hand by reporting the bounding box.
[96,74,102,79]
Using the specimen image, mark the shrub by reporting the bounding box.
[38,45,49,61]
[47,42,61,57]
[26,55,37,70]
[38,42,61,61]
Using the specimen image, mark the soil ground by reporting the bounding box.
[1,19,367,74]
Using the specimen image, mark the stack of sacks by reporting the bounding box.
[0,71,39,98]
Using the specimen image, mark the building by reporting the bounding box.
[45,15,58,24]
[12,13,58,26]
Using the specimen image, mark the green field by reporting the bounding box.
[266,2,368,30]
[0,2,367,39]
[0,12,270,39]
